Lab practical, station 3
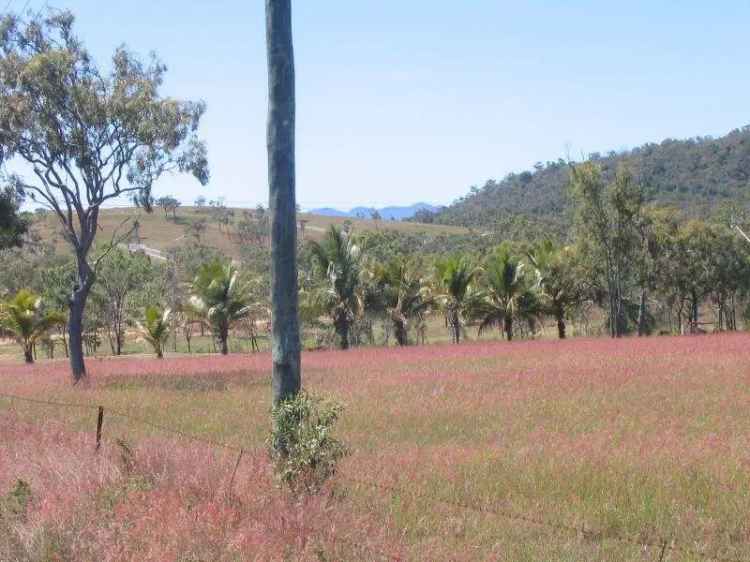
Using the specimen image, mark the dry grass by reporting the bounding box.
[31,206,468,259]
[2,334,750,560]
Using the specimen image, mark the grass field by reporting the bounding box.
[31,206,469,259]
[2,334,750,560]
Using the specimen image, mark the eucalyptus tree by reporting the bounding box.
[569,163,642,337]
[266,0,300,402]
[0,186,28,249]
[434,255,478,343]
[473,244,539,341]
[96,247,152,356]
[190,260,252,355]
[0,290,66,363]
[0,10,208,381]
[307,225,362,349]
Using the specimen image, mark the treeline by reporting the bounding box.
[430,126,750,233]
[2,161,750,363]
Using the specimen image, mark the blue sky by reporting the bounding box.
[6,1,750,209]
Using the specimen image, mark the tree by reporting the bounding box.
[0,186,28,249]
[569,163,642,337]
[527,241,583,339]
[472,244,539,341]
[96,247,152,356]
[38,262,77,357]
[368,258,432,346]
[137,306,171,359]
[190,260,252,355]
[434,255,478,343]
[0,289,65,363]
[307,225,362,349]
[184,218,207,243]
[0,11,208,381]
[157,196,181,220]
[267,0,300,403]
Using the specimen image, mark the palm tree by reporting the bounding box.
[190,260,252,355]
[434,255,478,343]
[368,259,432,346]
[473,244,539,341]
[527,240,582,339]
[138,306,172,358]
[307,225,362,350]
[0,290,66,364]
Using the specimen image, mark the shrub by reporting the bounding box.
[268,392,348,494]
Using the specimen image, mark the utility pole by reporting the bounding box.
[266,0,301,403]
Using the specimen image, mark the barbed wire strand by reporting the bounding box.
[0,392,244,452]
[0,392,747,561]
[341,474,749,562]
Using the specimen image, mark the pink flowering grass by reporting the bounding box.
[0,413,403,561]
[3,334,750,559]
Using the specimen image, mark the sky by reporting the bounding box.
[4,0,750,210]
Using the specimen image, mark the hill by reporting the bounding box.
[311,202,440,221]
[30,206,467,260]
[433,126,750,231]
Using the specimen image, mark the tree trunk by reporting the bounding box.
[334,315,350,350]
[637,288,648,336]
[556,313,566,340]
[394,320,408,346]
[504,316,513,341]
[23,346,33,364]
[449,309,460,344]
[69,286,90,382]
[220,324,229,355]
[267,0,301,404]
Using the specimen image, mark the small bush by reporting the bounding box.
[268,391,348,494]
[1,479,31,521]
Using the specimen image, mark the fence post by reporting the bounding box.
[95,406,104,452]
[657,540,668,562]
[228,448,244,497]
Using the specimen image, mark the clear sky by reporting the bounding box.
[6,1,750,210]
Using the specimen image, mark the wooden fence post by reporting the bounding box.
[95,406,104,452]
[228,448,244,497]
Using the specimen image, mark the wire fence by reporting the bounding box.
[0,391,748,562]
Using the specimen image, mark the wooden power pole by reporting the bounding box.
[266,0,301,403]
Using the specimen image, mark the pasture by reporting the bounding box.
[1,334,749,561]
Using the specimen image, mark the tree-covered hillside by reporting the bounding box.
[433,126,750,231]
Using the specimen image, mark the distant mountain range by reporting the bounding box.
[310,203,441,221]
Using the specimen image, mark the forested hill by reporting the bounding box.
[433,126,750,228]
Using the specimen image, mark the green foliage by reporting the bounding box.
[1,479,32,521]
[306,226,362,349]
[96,247,154,355]
[0,289,66,363]
[268,392,348,494]
[570,163,643,336]
[0,8,209,379]
[527,241,585,338]
[138,306,172,358]
[471,243,539,341]
[433,126,750,231]
[0,186,28,250]
[366,258,433,346]
[434,255,479,343]
[190,260,253,354]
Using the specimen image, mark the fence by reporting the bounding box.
[0,391,748,562]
